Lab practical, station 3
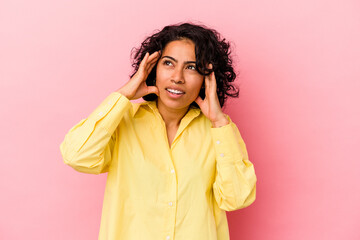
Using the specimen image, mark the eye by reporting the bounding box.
[187,65,196,70]
[163,60,173,66]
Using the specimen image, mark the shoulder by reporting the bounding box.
[129,100,156,118]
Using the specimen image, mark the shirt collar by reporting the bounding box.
[132,100,201,123]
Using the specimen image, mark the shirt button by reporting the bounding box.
[216,140,220,144]
[98,111,103,116]
[107,101,112,105]
[166,236,170,240]
[168,202,173,206]
[170,169,175,174]
[220,153,224,157]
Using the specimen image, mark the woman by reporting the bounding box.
[60,22,257,240]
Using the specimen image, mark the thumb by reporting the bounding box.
[147,86,159,96]
[195,96,204,107]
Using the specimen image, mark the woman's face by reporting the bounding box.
[155,38,204,112]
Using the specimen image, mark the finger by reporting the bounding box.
[148,51,161,61]
[145,51,160,67]
[145,52,161,73]
[206,63,215,83]
[195,96,204,107]
[145,56,159,73]
[139,52,149,71]
[143,52,150,62]
[205,72,217,98]
[139,52,158,79]
[204,74,211,96]
[209,71,217,89]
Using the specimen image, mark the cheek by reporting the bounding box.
[194,77,205,91]
[155,68,165,85]
[155,66,171,83]
[189,78,205,96]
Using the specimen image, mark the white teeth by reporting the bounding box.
[167,88,184,94]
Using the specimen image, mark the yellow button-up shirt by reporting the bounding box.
[60,92,257,240]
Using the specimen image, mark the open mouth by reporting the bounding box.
[166,88,185,95]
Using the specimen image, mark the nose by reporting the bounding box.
[171,66,184,84]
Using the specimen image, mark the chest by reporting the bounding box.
[166,124,178,148]
[116,113,217,190]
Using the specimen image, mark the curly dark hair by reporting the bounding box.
[130,22,239,108]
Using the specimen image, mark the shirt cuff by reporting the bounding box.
[88,92,131,134]
[210,121,244,165]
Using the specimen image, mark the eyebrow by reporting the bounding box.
[161,56,196,64]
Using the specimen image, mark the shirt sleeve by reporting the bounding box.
[210,117,257,211]
[59,92,131,174]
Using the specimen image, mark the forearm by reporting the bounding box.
[211,121,257,211]
[60,92,131,174]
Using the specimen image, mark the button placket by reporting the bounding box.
[164,144,177,240]
[163,164,176,240]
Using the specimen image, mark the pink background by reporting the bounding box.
[1,0,359,239]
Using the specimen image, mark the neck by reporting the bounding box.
[156,100,189,127]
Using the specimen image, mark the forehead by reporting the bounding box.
[162,39,196,60]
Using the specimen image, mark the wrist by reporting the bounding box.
[116,87,132,100]
[211,114,229,128]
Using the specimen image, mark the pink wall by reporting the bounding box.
[1,0,359,239]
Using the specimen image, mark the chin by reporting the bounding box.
[158,97,191,111]
[165,102,189,110]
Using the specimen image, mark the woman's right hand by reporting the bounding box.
[116,51,161,100]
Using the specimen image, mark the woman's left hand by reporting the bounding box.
[195,64,230,128]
